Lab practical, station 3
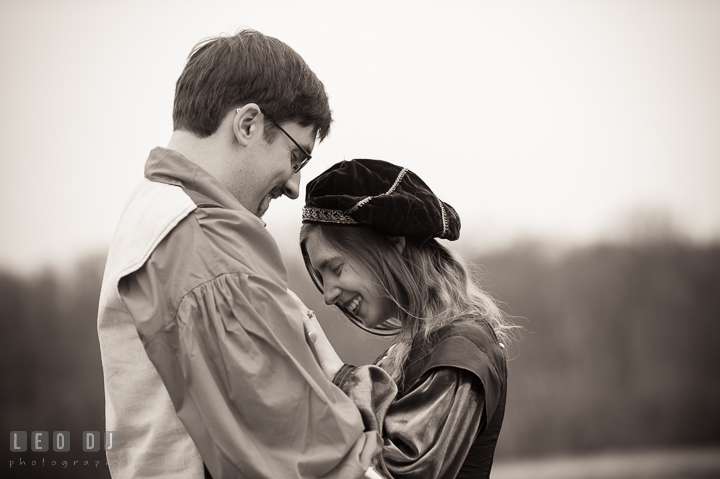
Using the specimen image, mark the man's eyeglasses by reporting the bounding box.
[237,109,312,173]
[270,120,312,173]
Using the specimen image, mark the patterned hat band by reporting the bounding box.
[302,207,358,225]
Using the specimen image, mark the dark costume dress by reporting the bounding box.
[332,320,507,479]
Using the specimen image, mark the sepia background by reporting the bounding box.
[2,0,719,477]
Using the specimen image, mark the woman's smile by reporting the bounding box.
[346,296,362,313]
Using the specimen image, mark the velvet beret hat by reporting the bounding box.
[302,159,460,242]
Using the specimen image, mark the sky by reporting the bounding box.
[1,0,719,273]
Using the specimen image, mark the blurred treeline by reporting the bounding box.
[2,240,719,476]
[1,254,109,478]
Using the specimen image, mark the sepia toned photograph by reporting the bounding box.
[2,1,719,478]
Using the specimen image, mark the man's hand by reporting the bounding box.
[286,289,345,381]
[303,309,345,381]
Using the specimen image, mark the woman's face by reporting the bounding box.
[304,229,396,329]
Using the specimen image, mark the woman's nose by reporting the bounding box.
[323,280,341,306]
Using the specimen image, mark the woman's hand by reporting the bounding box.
[303,310,345,382]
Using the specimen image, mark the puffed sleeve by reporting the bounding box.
[121,271,380,479]
[335,365,485,479]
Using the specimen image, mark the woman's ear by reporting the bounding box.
[389,236,406,254]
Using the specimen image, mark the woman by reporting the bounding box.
[299,159,517,479]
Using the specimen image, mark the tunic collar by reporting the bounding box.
[144,147,264,224]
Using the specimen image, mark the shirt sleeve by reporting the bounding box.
[335,365,485,479]
[121,270,381,479]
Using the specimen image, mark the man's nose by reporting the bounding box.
[282,171,301,200]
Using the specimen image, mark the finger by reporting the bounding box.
[308,331,317,344]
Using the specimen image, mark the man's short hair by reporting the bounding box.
[173,29,332,141]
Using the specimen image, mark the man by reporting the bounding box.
[97,30,384,479]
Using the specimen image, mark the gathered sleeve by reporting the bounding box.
[120,271,380,479]
[335,365,485,479]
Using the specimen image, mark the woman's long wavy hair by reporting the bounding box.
[300,223,518,384]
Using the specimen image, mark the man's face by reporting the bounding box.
[243,121,316,217]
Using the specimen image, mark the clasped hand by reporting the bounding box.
[303,309,345,381]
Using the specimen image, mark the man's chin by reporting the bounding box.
[255,195,274,218]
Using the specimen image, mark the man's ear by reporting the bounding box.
[233,103,263,147]
[389,236,406,254]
